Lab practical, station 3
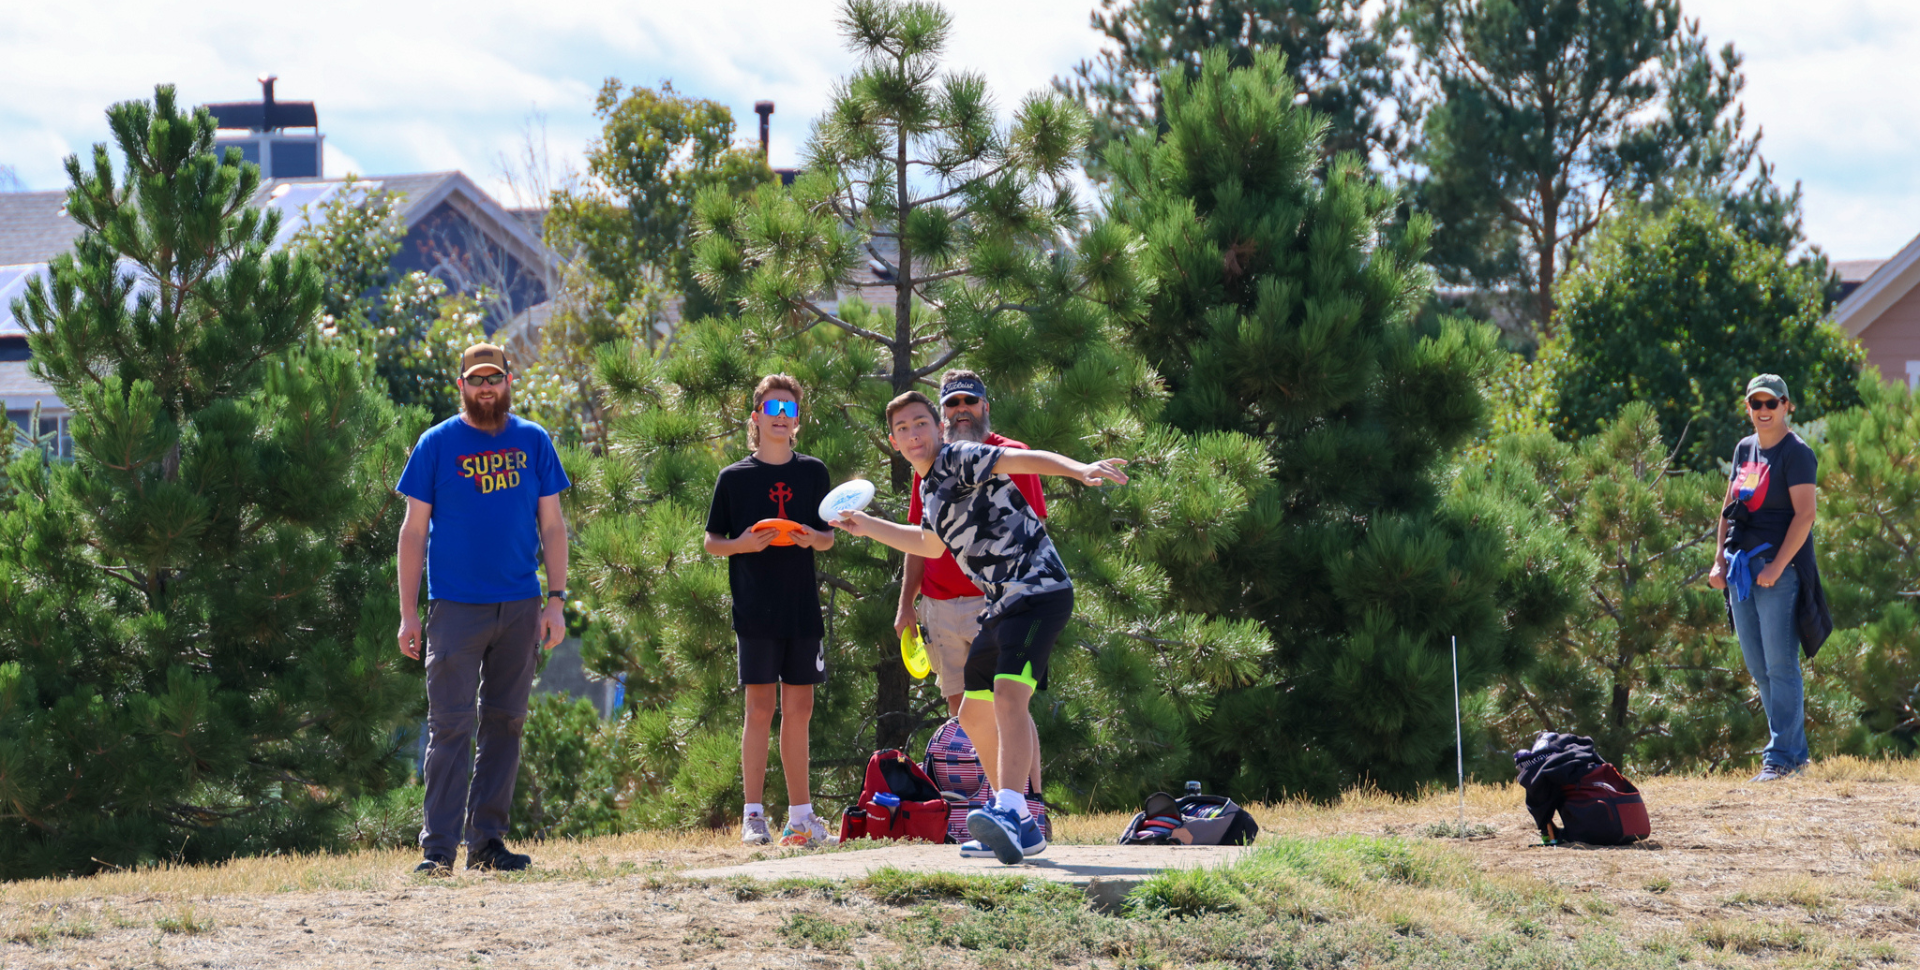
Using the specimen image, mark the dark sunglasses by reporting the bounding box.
[760,400,799,418]
[1747,396,1785,411]
[943,394,981,407]
[466,373,509,387]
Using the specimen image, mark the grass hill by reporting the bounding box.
[3,758,1916,968]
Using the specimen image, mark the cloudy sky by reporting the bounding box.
[3,0,1915,258]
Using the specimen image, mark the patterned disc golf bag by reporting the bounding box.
[1514,731,1651,846]
[837,749,948,843]
[922,717,1049,844]
[1117,791,1260,846]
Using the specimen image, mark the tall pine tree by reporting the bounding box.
[568,0,1272,823]
[0,87,420,877]
[1105,49,1573,797]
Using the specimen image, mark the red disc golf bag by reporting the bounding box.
[837,748,948,843]
[1557,764,1651,845]
[1514,732,1651,846]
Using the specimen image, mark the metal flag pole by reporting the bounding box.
[1453,634,1465,837]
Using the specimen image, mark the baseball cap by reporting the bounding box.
[939,374,989,405]
[461,343,511,379]
[1745,374,1789,400]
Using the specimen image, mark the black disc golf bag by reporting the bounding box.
[1513,732,1651,845]
[1118,791,1259,846]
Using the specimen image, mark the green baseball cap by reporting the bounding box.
[1745,374,1789,400]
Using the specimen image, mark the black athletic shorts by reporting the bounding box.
[963,587,1074,697]
[737,636,827,686]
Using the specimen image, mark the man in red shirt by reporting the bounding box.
[895,370,1048,790]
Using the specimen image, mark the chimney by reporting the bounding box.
[754,101,774,158]
[259,74,278,132]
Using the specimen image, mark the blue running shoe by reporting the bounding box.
[1017,812,1047,857]
[965,806,1024,865]
[958,838,996,859]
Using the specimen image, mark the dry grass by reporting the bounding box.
[1,756,1917,968]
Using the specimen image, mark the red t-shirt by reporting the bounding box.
[908,433,1048,600]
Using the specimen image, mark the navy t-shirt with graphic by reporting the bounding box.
[396,414,570,604]
[706,454,831,638]
[918,440,1071,619]
[1725,431,1817,555]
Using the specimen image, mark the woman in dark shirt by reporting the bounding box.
[1707,374,1818,782]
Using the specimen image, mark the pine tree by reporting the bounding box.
[567,0,1271,822]
[682,0,1092,752]
[1053,0,1400,175]
[1105,49,1573,797]
[1466,406,1767,771]
[1814,378,1920,754]
[0,87,420,877]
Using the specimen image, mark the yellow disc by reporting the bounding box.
[900,625,932,679]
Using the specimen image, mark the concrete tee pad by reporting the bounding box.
[684,843,1250,910]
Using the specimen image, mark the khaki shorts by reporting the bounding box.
[917,594,986,696]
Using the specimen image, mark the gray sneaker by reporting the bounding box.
[1750,766,1787,783]
[742,813,772,845]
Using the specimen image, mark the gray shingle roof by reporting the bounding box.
[0,191,80,267]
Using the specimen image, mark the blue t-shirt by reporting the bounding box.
[396,414,570,604]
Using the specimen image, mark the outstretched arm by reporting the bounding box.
[991,449,1129,486]
[833,511,947,559]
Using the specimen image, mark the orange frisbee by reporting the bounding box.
[751,518,804,546]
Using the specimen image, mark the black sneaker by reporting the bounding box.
[413,852,453,875]
[466,839,531,872]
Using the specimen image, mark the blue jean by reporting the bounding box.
[1729,558,1808,770]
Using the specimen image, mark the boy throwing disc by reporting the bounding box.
[833,391,1127,864]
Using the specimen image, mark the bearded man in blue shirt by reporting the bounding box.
[395,343,571,874]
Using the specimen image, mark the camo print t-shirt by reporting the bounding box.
[918,441,1071,618]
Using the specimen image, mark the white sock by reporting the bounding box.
[788,802,813,823]
[744,802,765,819]
[996,788,1030,819]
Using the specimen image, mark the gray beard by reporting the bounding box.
[945,412,990,443]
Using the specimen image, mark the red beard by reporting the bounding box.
[463,386,512,428]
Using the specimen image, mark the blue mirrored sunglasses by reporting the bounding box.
[760,400,799,418]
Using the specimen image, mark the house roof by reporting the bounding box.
[0,171,552,338]
[1834,237,1920,338]
[0,191,81,266]
[1833,259,1888,283]
[1,359,66,414]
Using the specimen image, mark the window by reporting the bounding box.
[6,409,71,461]
[1908,360,1919,391]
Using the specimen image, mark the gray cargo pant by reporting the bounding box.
[420,597,543,854]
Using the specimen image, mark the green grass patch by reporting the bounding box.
[778,911,857,951]
[856,868,1082,908]
[860,834,1673,970]
[154,904,214,935]
[5,918,97,944]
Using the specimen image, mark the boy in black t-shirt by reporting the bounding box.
[704,375,834,846]
[833,391,1129,865]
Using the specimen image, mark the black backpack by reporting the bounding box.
[1118,791,1259,846]
[1514,732,1651,846]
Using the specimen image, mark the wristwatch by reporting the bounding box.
[547,590,566,601]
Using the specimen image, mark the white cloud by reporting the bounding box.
[7,0,1912,258]
[1681,0,1920,257]
[0,0,1103,209]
